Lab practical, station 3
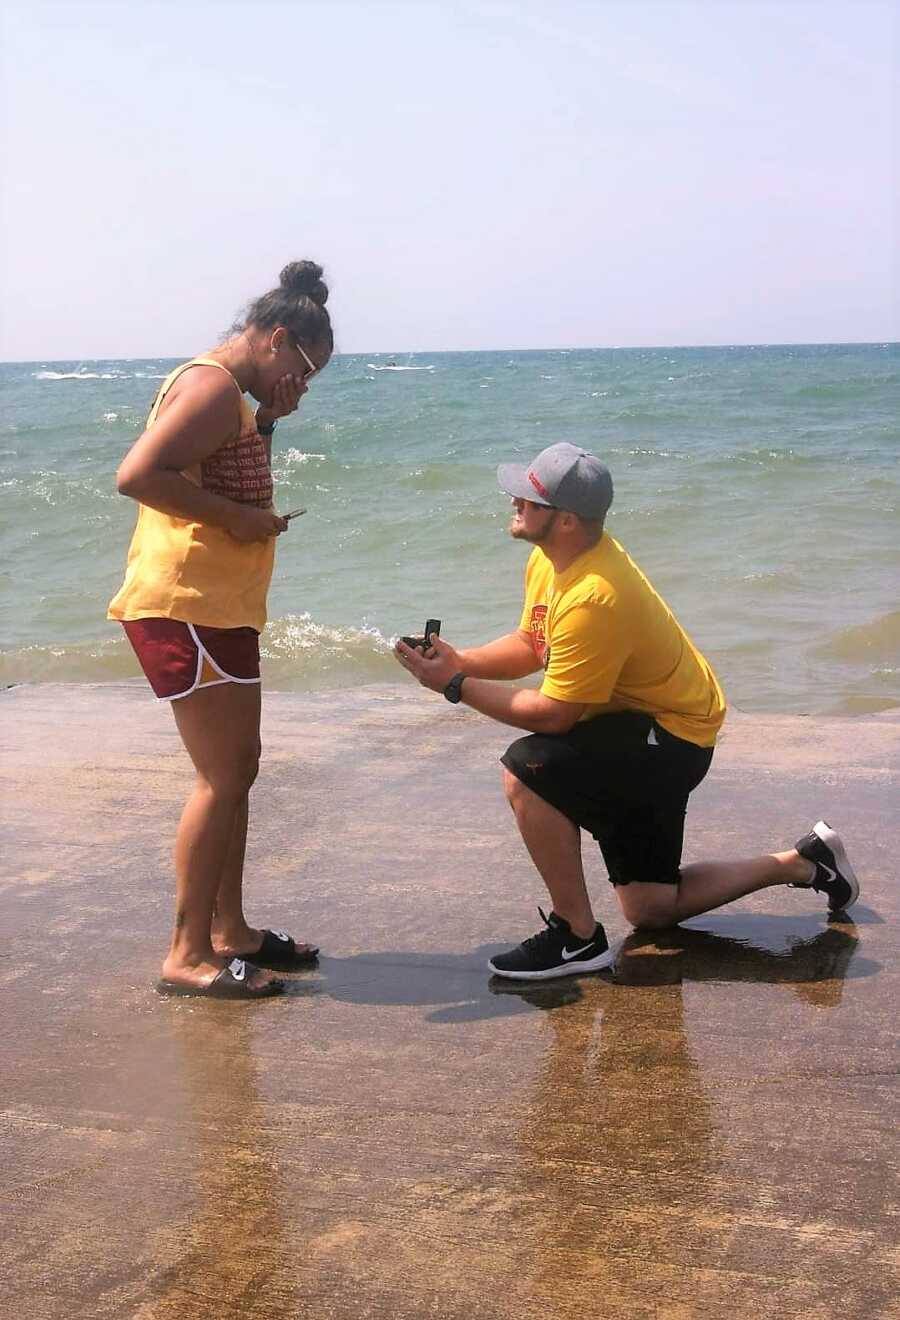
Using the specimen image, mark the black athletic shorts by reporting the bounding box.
[501,710,714,886]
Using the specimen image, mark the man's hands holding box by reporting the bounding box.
[394,629,464,694]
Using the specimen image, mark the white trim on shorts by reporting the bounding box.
[161,622,262,703]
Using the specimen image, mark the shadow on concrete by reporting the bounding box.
[292,916,873,1023]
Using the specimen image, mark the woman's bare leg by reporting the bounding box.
[209,792,317,960]
[161,682,275,990]
[210,794,255,953]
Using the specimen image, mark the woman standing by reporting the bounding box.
[109,261,333,999]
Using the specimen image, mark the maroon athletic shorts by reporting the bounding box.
[122,618,260,701]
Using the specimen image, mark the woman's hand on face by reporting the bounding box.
[262,372,306,425]
[227,505,289,543]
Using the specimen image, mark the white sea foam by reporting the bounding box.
[263,613,392,664]
[35,370,102,381]
[278,449,326,468]
[34,368,134,381]
[367,363,435,372]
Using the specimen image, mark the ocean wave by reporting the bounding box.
[607,409,680,424]
[736,568,806,593]
[696,447,821,469]
[812,610,900,664]
[0,615,398,690]
[258,613,398,688]
[608,446,688,460]
[7,468,119,508]
[0,638,137,686]
[793,376,898,400]
[265,612,391,655]
[34,369,131,381]
[35,370,103,381]
[823,694,900,716]
[277,448,327,466]
[367,363,435,372]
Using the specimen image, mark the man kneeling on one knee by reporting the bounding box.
[394,443,859,981]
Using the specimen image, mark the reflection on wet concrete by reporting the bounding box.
[134,1009,299,1319]
[2,686,898,1318]
[613,916,870,993]
[485,916,884,1314]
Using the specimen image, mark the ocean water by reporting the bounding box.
[1,344,897,716]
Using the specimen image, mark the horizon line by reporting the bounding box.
[2,338,898,365]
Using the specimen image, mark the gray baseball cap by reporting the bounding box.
[497,443,614,520]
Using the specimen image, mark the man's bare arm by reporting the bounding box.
[395,637,585,734]
[454,676,586,734]
[446,630,542,680]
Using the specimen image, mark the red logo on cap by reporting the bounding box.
[528,470,550,499]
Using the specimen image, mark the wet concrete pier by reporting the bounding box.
[2,684,898,1318]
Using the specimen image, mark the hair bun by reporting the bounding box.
[279,260,328,306]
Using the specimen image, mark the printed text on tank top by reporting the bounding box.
[155,361,272,509]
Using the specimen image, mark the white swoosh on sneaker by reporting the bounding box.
[561,942,597,961]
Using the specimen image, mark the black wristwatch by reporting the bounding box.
[443,672,466,704]
[257,418,277,437]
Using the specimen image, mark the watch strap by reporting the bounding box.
[443,672,466,704]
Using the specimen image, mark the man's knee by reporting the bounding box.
[616,883,678,931]
[502,766,526,808]
[502,733,554,806]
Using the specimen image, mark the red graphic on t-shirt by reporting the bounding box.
[529,603,549,666]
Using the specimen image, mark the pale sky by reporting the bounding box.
[1,0,896,359]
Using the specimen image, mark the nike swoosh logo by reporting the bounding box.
[228,958,247,980]
[819,863,837,884]
[561,942,598,961]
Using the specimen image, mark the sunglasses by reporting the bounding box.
[514,496,558,512]
[290,335,319,381]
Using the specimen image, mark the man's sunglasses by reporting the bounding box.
[514,496,558,511]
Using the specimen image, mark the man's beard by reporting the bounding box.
[509,512,557,544]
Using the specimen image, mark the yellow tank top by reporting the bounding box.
[107,358,276,631]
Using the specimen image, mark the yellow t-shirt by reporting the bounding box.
[519,537,726,747]
[107,358,276,632]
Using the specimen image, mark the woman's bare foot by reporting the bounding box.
[212,923,318,963]
[159,952,280,993]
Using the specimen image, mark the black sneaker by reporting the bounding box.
[488,908,615,981]
[792,821,860,912]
